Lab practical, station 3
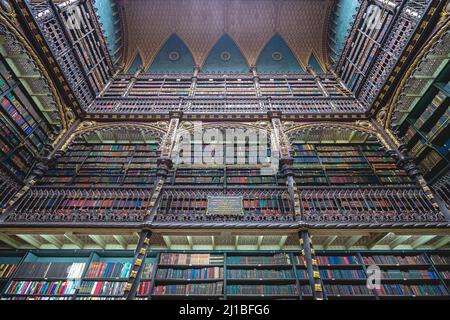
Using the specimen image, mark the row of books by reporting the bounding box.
[0,264,16,279]
[156,267,224,280]
[15,262,86,279]
[317,256,359,265]
[362,255,428,266]
[381,270,437,280]
[153,283,223,295]
[324,284,373,296]
[227,269,294,279]
[5,280,79,295]
[226,284,297,295]
[79,281,126,296]
[430,255,450,265]
[377,284,447,296]
[159,253,222,266]
[85,262,132,279]
[320,269,366,279]
[137,281,152,296]
[141,263,154,279]
[227,254,291,265]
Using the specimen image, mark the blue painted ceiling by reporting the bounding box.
[92,0,361,74]
[146,34,195,74]
[256,34,304,74]
[202,34,248,74]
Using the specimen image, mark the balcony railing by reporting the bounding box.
[87,97,365,115]
[154,187,296,225]
[4,185,445,226]
[298,186,445,224]
[5,187,154,223]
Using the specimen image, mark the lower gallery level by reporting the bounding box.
[0,228,449,300]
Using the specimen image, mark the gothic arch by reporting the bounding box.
[144,33,195,73]
[201,34,250,73]
[283,122,392,152]
[60,122,168,152]
[255,33,305,74]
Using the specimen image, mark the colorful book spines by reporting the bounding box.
[159,253,222,266]
[0,264,16,278]
[79,281,126,296]
[227,269,293,279]
[153,282,223,295]
[227,254,291,265]
[317,256,359,265]
[5,280,79,296]
[227,284,297,296]
[137,281,152,296]
[320,269,366,279]
[85,262,132,279]
[362,255,428,265]
[378,285,447,296]
[157,267,223,280]
[324,284,373,296]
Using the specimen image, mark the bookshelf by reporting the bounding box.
[399,79,450,181]
[0,250,449,300]
[291,141,413,187]
[0,58,57,181]
[38,136,160,187]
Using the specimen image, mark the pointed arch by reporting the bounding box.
[308,51,325,74]
[145,34,195,74]
[201,34,249,74]
[284,122,395,152]
[256,34,305,74]
[126,50,144,74]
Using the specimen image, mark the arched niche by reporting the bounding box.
[284,124,414,187]
[40,124,166,187]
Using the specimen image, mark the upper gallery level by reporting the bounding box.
[6,0,442,117]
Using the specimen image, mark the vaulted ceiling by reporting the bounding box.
[111,0,335,73]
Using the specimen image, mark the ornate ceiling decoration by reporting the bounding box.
[118,0,334,72]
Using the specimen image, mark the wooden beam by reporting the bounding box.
[432,237,450,249]
[257,236,263,250]
[64,232,84,249]
[187,236,193,249]
[89,235,106,249]
[345,235,363,249]
[113,235,127,249]
[162,236,171,249]
[0,234,22,248]
[367,232,392,249]
[279,235,288,249]
[411,235,436,249]
[41,235,63,249]
[323,236,337,249]
[16,235,41,248]
[235,236,239,250]
[389,235,412,249]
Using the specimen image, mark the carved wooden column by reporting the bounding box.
[299,230,324,300]
[124,115,180,300]
[269,112,302,221]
